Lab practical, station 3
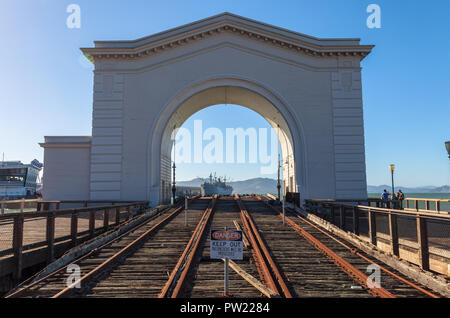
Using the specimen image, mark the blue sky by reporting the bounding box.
[0,0,449,186]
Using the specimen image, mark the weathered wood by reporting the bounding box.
[233,220,250,248]
[12,215,24,280]
[115,207,121,225]
[104,209,109,230]
[126,206,131,221]
[352,206,359,235]
[339,205,345,229]
[416,216,429,270]
[225,259,278,298]
[368,209,377,245]
[388,212,399,257]
[89,210,96,237]
[71,211,78,247]
[46,212,55,263]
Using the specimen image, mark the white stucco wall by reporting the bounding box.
[40,137,91,200]
[42,13,371,204]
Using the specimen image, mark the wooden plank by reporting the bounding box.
[368,209,377,245]
[115,207,121,225]
[126,206,131,221]
[12,215,24,280]
[89,210,96,237]
[46,212,55,263]
[388,212,399,257]
[225,259,279,298]
[339,205,345,229]
[104,209,109,230]
[330,205,335,224]
[416,216,429,270]
[233,220,250,248]
[71,211,78,247]
[352,206,359,235]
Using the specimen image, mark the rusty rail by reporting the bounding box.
[304,199,450,273]
[289,210,439,298]
[159,196,217,298]
[0,201,148,281]
[235,195,293,298]
[51,204,185,298]
[4,203,182,298]
[257,196,395,298]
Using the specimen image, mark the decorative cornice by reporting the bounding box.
[81,15,373,62]
[39,136,92,149]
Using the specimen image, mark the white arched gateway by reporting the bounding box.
[40,13,373,206]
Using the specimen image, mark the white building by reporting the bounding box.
[40,13,373,206]
[0,160,42,199]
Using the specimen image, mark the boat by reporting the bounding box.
[0,159,43,200]
[201,173,233,196]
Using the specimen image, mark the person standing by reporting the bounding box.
[397,190,405,209]
[380,189,390,208]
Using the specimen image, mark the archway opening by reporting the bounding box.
[156,85,301,204]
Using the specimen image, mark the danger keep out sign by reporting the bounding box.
[210,229,243,260]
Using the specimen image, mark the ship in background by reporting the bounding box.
[0,159,43,200]
[201,173,233,196]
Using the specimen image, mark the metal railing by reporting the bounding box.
[305,199,450,275]
[0,201,148,280]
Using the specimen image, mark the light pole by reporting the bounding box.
[171,129,176,204]
[389,164,395,197]
[445,141,450,159]
[277,154,281,200]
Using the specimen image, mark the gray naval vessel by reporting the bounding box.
[201,173,233,196]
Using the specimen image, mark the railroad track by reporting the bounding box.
[249,195,440,298]
[5,198,211,298]
[5,195,441,298]
[180,196,267,298]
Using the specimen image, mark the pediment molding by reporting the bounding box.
[81,13,373,62]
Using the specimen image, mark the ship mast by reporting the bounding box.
[171,126,176,204]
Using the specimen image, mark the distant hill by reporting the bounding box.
[178,178,450,195]
[177,177,278,194]
[367,185,450,194]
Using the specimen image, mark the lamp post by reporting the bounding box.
[446,141,450,159]
[389,164,395,198]
[277,154,281,200]
[171,129,176,204]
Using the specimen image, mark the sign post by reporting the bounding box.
[210,227,243,296]
[185,197,188,226]
[224,252,229,295]
[282,197,286,225]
